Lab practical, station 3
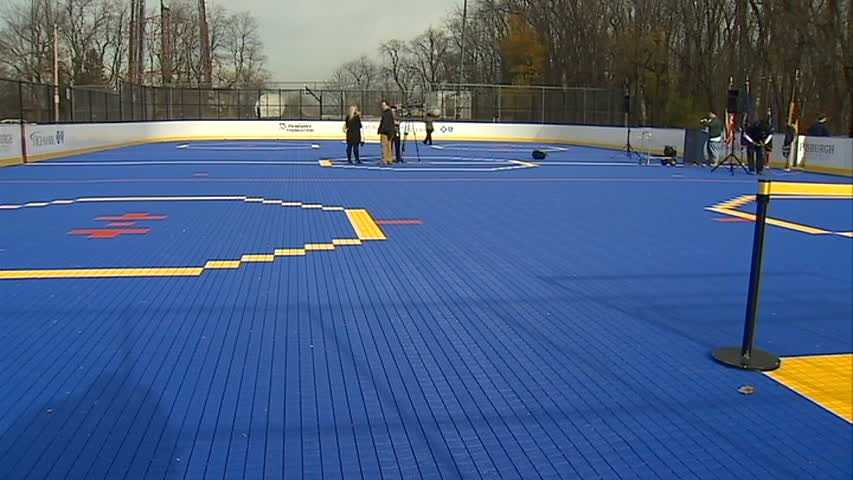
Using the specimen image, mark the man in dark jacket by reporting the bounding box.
[782,122,797,171]
[744,118,772,174]
[806,114,831,137]
[423,112,435,145]
[392,105,404,163]
[704,111,724,166]
[377,101,395,165]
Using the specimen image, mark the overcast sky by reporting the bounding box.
[216,0,461,81]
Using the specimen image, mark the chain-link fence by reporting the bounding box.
[0,78,625,126]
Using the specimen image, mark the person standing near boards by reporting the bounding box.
[392,105,404,163]
[423,112,435,145]
[744,117,772,175]
[806,114,831,137]
[378,101,395,165]
[344,105,363,164]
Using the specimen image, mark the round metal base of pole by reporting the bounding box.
[713,347,781,371]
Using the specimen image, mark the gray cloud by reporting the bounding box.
[215,0,461,81]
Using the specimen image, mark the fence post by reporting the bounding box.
[88,90,93,122]
[497,85,502,121]
[541,87,546,124]
[17,80,24,122]
[713,179,781,371]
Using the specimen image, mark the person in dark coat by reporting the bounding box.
[377,101,395,165]
[423,112,435,145]
[744,118,772,174]
[344,105,363,164]
[806,114,831,137]
[392,105,404,163]
[782,122,797,171]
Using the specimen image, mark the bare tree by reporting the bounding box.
[331,56,379,90]
[218,11,268,87]
[379,39,415,98]
[0,0,55,82]
[408,28,450,92]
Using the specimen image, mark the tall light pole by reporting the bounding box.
[198,0,212,87]
[456,0,468,119]
[53,22,59,122]
[160,0,173,85]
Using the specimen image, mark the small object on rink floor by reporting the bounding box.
[738,385,756,395]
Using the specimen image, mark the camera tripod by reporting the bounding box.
[712,133,750,176]
[612,112,643,163]
[400,116,423,163]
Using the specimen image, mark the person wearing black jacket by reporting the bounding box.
[806,115,831,137]
[344,105,363,164]
[423,112,435,145]
[782,122,797,171]
[392,105,404,163]
[744,118,772,174]
[377,101,395,165]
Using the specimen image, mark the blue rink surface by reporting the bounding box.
[0,140,851,479]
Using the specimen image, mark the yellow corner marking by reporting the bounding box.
[0,267,203,280]
[346,209,387,241]
[333,239,362,246]
[204,260,242,269]
[274,248,306,256]
[765,182,853,197]
[0,196,389,280]
[710,188,852,237]
[714,195,755,210]
[240,254,276,262]
[766,353,852,423]
[305,243,336,251]
[319,159,333,167]
[711,207,830,235]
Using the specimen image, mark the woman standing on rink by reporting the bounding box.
[344,105,363,164]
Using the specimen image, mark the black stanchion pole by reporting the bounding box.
[713,179,781,371]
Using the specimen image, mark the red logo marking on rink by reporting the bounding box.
[376,219,423,225]
[70,212,166,238]
[96,213,167,222]
[70,228,151,239]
